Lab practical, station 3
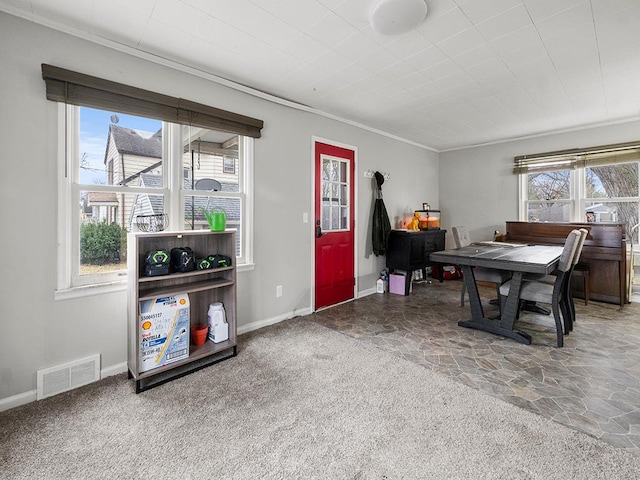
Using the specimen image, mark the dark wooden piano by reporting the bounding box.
[505,221,628,305]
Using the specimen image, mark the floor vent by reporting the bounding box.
[37,354,101,400]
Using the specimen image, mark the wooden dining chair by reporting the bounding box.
[499,229,581,347]
[451,226,511,309]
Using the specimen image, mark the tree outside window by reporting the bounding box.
[523,162,640,243]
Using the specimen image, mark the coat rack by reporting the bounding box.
[364,170,390,180]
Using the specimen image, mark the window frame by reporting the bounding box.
[519,169,577,223]
[320,154,351,232]
[55,105,254,300]
[518,161,640,231]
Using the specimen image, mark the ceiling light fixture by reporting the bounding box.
[370,0,428,35]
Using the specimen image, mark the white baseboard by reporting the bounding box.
[102,362,128,379]
[237,307,313,335]
[0,389,37,412]
[358,287,377,298]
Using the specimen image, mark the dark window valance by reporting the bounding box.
[513,141,640,174]
[41,64,263,138]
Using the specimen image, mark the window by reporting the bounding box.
[44,64,263,296]
[223,156,236,174]
[525,170,572,222]
[181,127,246,257]
[517,142,640,242]
[58,105,254,294]
[585,163,639,226]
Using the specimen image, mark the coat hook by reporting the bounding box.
[364,170,390,180]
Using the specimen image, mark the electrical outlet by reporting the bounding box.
[276,285,282,298]
[303,212,308,223]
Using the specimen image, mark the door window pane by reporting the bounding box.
[330,160,339,182]
[320,156,350,232]
[322,204,330,231]
[331,184,340,203]
[331,206,340,230]
[322,158,330,181]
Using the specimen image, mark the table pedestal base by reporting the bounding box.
[458,318,532,345]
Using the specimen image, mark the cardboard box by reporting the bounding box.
[139,294,190,372]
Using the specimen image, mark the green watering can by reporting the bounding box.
[204,207,226,231]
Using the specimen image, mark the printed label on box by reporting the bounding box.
[139,294,190,372]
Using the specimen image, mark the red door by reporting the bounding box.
[314,141,355,310]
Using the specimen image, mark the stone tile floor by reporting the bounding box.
[310,279,640,457]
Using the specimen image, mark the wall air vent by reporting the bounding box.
[36,354,101,400]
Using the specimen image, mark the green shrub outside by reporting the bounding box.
[80,222,125,265]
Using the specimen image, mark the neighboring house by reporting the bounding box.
[103,124,239,232]
[130,173,241,231]
[105,124,162,185]
[586,203,617,222]
[103,124,162,229]
[81,192,119,223]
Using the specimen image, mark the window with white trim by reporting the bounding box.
[516,142,640,242]
[57,105,254,293]
[44,64,262,295]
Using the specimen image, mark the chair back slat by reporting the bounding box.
[573,228,588,266]
[452,226,471,248]
[557,230,581,272]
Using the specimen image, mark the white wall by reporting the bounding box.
[0,12,437,404]
[439,120,640,247]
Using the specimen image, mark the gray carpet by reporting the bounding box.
[1,318,639,479]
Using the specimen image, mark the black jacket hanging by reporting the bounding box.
[372,171,391,256]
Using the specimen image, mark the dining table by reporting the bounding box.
[429,242,564,345]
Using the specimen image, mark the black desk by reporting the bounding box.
[430,243,563,344]
[386,229,446,295]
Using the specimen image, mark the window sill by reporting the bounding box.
[55,281,127,301]
[237,262,255,273]
[55,262,254,301]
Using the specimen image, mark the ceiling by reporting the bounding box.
[3,0,640,151]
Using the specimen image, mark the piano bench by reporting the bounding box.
[573,263,590,305]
